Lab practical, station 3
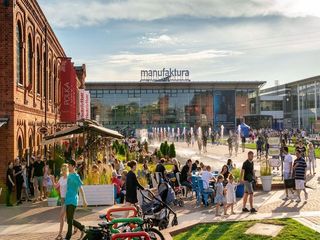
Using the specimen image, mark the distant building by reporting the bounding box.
[86,80,265,133]
[252,75,320,131]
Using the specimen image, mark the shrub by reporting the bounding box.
[49,188,59,198]
[231,168,241,182]
[169,143,176,158]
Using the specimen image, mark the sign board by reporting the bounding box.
[269,157,281,167]
[269,148,280,156]
[59,58,77,123]
[78,89,91,120]
[38,126,48,135]
[140,68,190,82]
[268,137,280,145]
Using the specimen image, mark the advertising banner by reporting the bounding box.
[78,89,91,120]
[59,58,77,122]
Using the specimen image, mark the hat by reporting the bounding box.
[68,159,77,167]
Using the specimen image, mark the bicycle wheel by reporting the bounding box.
[146,228,165,240]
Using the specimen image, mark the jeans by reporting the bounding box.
[65,205,84,240]
[6,185,13,205]
[16,179,23,202]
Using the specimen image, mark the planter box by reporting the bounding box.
[261,175,273,192]
[78,184,114,206]
[47,197,58,207]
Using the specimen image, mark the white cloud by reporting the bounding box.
[107,49,242,64]
[39,0,320,28]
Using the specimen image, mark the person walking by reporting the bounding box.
[241,134,246,152]
[31,155,45,202]
[6,161,15,206]
[13,157,24,205]
[65,159,88,240]
[307,143,316,175]
[55,164,68,240]
[125,160,145,211]
[293,150,308,202]
[282,146,293,201]
[240,151,257,213]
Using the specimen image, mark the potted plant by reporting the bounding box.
[231,168,244,198]
[47,188,59,207]
[260,157,272,191]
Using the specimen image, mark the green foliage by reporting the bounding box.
[231,168,241,182]
[169,143,176,158]
[156,150,163,159]
[118,144,126,156]
[160,141,170,157]
[49,188,59,198]
[112,140,120,153]
[260,166,272,176]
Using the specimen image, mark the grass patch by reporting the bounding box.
[173,218,319,240]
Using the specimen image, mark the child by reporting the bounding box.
[44,167,54,198]
[225,174,237,215]
[215,175,226,216]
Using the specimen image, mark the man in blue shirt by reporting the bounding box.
[65,159,88,240]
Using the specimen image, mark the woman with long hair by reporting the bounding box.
[125,160,144,207]
[55,163,68,240]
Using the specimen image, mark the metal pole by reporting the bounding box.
[44,25,48,159]
[297,84,300,129]
[314,81,317,133]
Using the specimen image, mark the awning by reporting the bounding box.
[42,123,123,145]
[41,134,75,145]
[0,118,8,128]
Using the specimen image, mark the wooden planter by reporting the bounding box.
[78,184,115,206]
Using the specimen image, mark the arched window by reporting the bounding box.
[36,45,41,94]
[16,23,23,85]
[53,63,57,104]
[48,59,51,100]
[27,34,33,88]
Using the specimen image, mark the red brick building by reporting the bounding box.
[0,0,85,188]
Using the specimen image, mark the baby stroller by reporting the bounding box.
[140,188,178,230]
[158,181,184,207]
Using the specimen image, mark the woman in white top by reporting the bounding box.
[225,174,237,215]
[307,143,316,175]
[55,164,68,240]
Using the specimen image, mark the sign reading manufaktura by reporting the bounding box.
[140,68,190,82]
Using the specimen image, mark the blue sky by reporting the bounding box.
[38,0,320,88]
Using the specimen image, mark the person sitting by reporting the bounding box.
[192,160,199,172]
[180,159,193,194]
[201,166,214,201]
[155,158,166,182]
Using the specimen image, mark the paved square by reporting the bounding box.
[245,223,283,237]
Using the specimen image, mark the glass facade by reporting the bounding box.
[88,83,260,132]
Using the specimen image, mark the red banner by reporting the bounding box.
[59,58,77,122]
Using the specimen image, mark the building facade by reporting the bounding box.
[86,81,265,133]
[0,0,85,187]
[253,75,320,131]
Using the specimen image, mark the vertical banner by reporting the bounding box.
[85,90,91,119]
[78,89,91,120]
[59,58,77,122]
[78,89,85,120]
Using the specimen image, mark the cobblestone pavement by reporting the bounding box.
[1,144,319,239]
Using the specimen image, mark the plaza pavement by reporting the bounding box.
[0,143,320,239]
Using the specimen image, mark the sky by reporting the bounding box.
[38,0,320,88]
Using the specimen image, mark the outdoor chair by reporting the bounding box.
[191,175,200,199]
[175,172,188,197]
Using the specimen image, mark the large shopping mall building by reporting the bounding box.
[86,79,266,132]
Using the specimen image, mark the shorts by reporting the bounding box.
[244,181,254,194]
[34,176,43,187]
[295,180,305,190]
[203,188,214,194]
[283,172,292,180]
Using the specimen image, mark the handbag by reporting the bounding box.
[284,179,295,189]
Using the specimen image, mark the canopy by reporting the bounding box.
[42,123,123,145]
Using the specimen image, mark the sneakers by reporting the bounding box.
[250,208,257,213]
[283,196,289,201]
[242,208,250,213]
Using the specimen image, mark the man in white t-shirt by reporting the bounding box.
[283,146,293,200]
[201,166,214,198]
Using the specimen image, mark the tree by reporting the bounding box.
[169,143,176,158]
